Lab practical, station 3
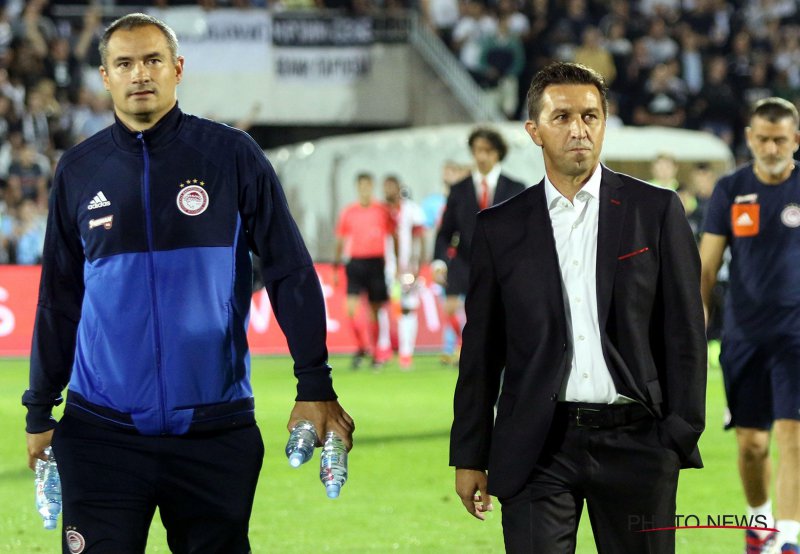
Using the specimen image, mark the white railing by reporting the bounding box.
[408,13,505,123]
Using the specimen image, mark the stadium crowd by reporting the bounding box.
[0,0,794,265]
[424,0,800,159]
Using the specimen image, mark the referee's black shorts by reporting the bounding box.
[345,257,388,302]
[52,414,264,554]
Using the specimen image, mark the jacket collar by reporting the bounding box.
[110,103,184,153]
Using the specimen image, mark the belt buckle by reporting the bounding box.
[576,407,601,428]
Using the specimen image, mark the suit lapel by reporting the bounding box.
[526,181,567,315]
[464,176,480,213]
[494,175,509,205]
[596,167,627,328]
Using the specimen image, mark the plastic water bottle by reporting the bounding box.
[34,447,61,530]
[285,420,318,468]
[319,431,348,499]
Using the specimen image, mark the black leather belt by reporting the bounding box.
[558,402,652,429]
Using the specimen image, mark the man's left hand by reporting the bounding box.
[288,401,355,451]
[26,429,54,470]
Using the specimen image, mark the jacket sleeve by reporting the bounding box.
[658,192,707,467]
[22,167,85,433]
[237,139,336,401]
[449,215,506,469]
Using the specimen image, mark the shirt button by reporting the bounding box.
[582,373,589,379]
[578,335,585,341]
[575,297,582,303]
[550,393,558,401]
[572,260,579,266]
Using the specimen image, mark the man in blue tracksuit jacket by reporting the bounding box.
[22,13,354,553]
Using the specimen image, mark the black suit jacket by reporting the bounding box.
[449,167,707,500]
[434,173,527,265]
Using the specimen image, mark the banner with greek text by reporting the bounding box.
[272,14,372,82]
[152,8,410,124]
[273,48,371,81]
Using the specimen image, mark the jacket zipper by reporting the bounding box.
[138,133,167,434]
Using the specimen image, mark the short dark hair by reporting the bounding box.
[526,62,608,121]
[750,97,799,127]
[356,172,373,183]
[384,175,401,186]
[468,127,508,161]
[100,13,179,68]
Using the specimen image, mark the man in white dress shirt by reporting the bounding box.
[450,62,706,554]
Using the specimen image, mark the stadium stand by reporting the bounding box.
[0,0,791,263]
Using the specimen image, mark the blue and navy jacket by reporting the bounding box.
[23,105,336,435]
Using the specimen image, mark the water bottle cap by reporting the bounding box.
[43,519,57,530]
[326,483,341,498]
[288,452,304,468]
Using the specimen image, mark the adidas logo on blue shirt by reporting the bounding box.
[88,191,111,210]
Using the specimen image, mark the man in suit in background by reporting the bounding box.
[449,62,707,553]
[434,127,526,364]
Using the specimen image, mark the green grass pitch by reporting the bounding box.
[0,347,751,552]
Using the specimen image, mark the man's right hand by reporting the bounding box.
[455,468,493,520]
[26,429,54,470]
[288,400,354,451]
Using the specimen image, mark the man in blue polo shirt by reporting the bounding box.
[700,97,800,554]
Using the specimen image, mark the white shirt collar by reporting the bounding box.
[473,164,502,189]
[544,163,603,209]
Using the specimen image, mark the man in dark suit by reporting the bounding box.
[434,127,526,363]
[449,62,707,553]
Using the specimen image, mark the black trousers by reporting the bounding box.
[500,406,680,554]
[52,414,264,554]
